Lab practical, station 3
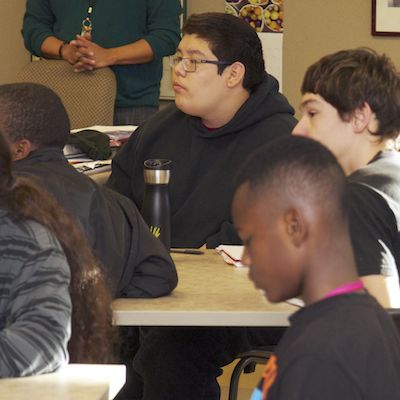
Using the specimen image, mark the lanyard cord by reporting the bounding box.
[86,0,94,19]
[323,279,365,300]
[81,0,94,35]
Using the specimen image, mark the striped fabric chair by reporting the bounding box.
[16,59,116,130]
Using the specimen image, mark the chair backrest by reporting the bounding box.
[16,60,116,130]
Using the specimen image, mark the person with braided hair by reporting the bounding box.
[0,130,113,376]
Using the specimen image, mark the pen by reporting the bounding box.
[170,249,204,255]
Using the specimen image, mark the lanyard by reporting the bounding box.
[323,279,365,300]
[81,0,94,36]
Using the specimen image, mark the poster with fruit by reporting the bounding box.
[225,0,284,33]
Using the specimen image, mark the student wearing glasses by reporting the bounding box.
[107,12,297,400]
[108,12,296,250]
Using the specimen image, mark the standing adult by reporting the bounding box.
[22,0,182,126]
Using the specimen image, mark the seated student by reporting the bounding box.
[232,135,400,400]
[292,48,400,307]
[0,130,112,376]
[107,12,297,249]
[105,12,297,399]
[0,82,177,299]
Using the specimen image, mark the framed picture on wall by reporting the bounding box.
[372,0,400,36]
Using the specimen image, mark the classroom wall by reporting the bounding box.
[284,0,400,116]
[187,0,223,15]
[0,0,30,84]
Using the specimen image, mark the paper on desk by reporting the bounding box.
[73,159,112,175]
[286,298,305,308]
[70,125,138,133]
[216,245,245,268]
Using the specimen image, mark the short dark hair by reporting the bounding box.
[235,135,348,223]
[182,12,266,92]
[301,48,400,140]
[0,83,70,148]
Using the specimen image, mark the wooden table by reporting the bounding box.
[0,364,125,400]
[112,250,297,327]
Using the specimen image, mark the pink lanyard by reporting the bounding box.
[323,280,365,300]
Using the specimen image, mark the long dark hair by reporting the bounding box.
[0,132,114,363]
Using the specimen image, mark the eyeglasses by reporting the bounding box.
[169,55,232,73]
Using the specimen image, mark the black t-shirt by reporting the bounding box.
[253,294,400,400]
[348,150,400,278]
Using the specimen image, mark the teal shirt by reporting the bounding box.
[22,0,182,108]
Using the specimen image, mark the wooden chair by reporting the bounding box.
[16,59,116,130]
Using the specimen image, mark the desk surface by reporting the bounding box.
[0,364,125,400]
[112,250,297,327]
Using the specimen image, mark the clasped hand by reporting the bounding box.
[67,34,112,72]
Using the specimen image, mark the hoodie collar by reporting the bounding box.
[190,74,294,139]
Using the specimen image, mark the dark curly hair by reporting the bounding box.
[0,83,70,148]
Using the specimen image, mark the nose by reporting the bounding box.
[173,60,187,78]
[292,117,309,136]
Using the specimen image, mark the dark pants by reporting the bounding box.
[117,326,284,400]
[114,106,158,127]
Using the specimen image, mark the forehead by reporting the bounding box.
[177,34,214,58]
[233,184,272,224]
[299,93,327,110]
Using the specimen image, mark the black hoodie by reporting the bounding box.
[108,74,297,248]
[15,148,178,298]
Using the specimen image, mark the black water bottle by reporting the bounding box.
[141,159,172,249]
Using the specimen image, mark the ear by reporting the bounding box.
[351,102,378,134]
[10,139,34,161]
[225,61,245,88]
[283,208,307,247]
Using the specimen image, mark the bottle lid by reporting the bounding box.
[144,159,171,184]
[144,159,172,170]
